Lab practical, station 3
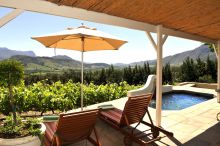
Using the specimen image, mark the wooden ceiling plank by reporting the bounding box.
[0,0,217,43]
[74,0,99,9]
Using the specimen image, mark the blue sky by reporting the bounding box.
[0,7,202,64]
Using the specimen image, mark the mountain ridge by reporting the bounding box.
[128,45,216,67]
[0,45,216,72]
[10,55,109,73]
[0,47,36,60]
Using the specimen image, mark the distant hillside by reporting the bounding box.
[10,55,109,73]
[52,55,72,60]
[1,45,216,72]
[0,47,36,60]
[130,45,216,66]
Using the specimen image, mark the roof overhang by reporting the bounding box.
[0,0,218,44]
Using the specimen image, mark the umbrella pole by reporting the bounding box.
[81,38,84,111]
[54,48,56,56]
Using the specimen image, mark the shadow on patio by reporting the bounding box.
[150,122,220,146]
[183,122,220,146]
[71,120,220,146]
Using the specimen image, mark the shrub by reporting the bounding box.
[0,81,140,115]
[198,75,215,83]
[0,59,24,124]
[0,115,41,138]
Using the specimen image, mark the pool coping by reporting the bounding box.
[163,90,214,98]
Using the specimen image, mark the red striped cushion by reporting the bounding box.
[100,108,122,124]
[44,122,57,144]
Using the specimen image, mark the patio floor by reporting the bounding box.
[69,86,220,146]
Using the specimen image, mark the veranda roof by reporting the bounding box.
[45,0,220,42]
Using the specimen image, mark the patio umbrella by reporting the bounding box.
[32,25,127,110]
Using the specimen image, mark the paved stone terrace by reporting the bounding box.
[69,86,220,146]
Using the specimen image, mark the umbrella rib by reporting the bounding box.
[102,38,119,50]
[61,35,117,41]
[46,36,95,48]
[83,37,102,41]
[82,37,120,50]
[46,35,70,47]
[83,36,123,50]
[63,37,82,40]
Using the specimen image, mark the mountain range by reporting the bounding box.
[0,47,110,72]
[10,55,109,73]
[0,45,216,73]
[0,47,36,60]
[128,45,216,67]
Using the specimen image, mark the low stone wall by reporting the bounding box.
[178,82,217,89]
[162,85,172,93]
[195,83,217,89]
[178,82,194,86]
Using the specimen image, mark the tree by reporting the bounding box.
[196,57,206,77]
[133,65,141,85]
[106,64,114,83]
[143,62,151,81]
[0,59,24,124]
[98,68,106,84]
[206,56,217,82]
[123,65,133,84]
[163,63,173,84]
[180,57,198,82]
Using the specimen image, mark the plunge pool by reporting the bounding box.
[149,92,213,110]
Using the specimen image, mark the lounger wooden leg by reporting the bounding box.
[88,128,101,146]
[145,108,173,137]
[88,137,101,146]
[94,128,101,146]
[141,121,173,137]
[54,134,61,146]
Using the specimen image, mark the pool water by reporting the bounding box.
[149,92,213,110]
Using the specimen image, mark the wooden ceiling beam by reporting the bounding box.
[0,9,24,28]
[0,0,217,44]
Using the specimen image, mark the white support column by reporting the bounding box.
[217,40,220,103]
[156,25,163,126]
[0,9,24,28]
[146,26,166,126]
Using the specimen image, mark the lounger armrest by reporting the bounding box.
[98,104,115,110]
[43,115,59,122]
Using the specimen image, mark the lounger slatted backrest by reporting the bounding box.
[120,94,152,126]
[55,109,99,145]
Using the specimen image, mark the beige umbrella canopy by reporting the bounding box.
[32,25,127,110]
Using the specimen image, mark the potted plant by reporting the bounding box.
[0,59,45,146]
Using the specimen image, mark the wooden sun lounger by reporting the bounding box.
[99,94,173,146]
[43,109,101,146]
